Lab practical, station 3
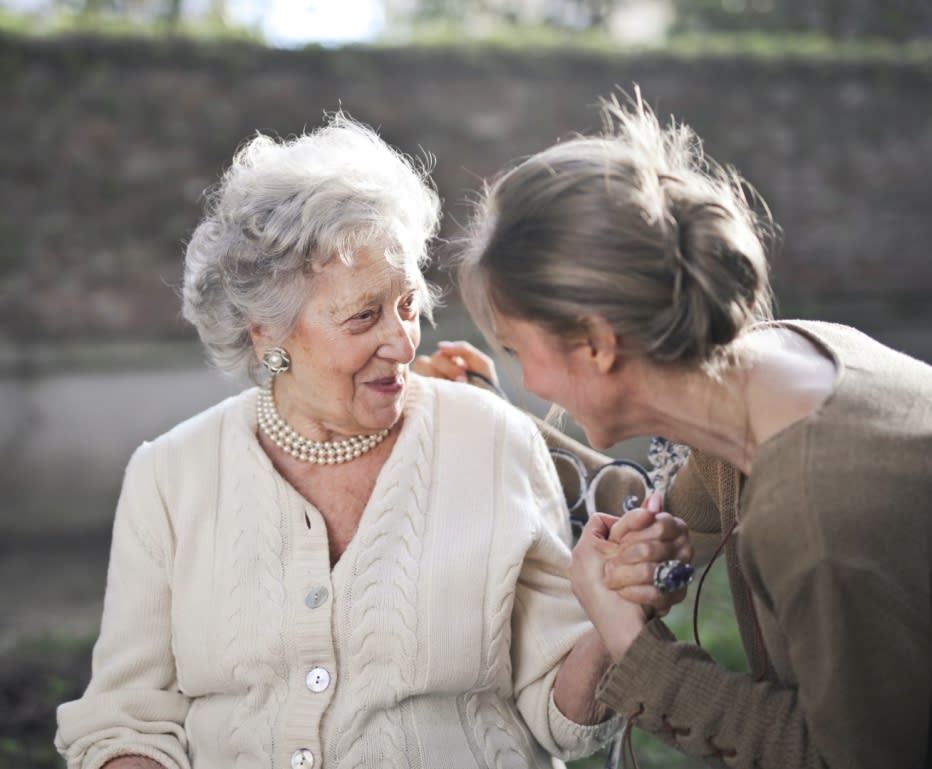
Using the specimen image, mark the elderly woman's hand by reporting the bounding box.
[569,513,649,664]
[603,492,693,616]
[413,340,499,387]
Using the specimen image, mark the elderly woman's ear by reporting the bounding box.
[249,325,271,358]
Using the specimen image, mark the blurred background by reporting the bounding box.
[1,2,930,767]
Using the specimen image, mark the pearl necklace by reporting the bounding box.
[257,382,389,464]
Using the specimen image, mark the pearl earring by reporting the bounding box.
[262,347,291,375]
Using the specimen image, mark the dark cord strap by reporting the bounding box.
[691,517,772,681]
[692,519,738,648]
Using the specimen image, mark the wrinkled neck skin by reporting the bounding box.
[588,353,754,474]
[595,328,836,477]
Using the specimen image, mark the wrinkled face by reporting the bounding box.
[493,313,619,449]
[259,248,423,438]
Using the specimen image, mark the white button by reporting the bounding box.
[305,586,329,609]
[291,748,314,768]
[306,666,331,692]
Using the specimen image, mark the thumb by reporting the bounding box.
[645,491,663,514]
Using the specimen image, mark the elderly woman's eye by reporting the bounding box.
[352,309,377,322]
[400,293,418,313]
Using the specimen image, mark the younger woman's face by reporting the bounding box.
[493,313,619,448]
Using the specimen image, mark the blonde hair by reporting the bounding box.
[457,92,775,370]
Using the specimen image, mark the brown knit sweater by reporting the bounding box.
[595,321,932,768]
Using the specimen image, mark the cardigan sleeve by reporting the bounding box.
[55,443,191,769]
[510,432,621,760]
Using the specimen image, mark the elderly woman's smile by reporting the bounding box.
[256,246,423,442]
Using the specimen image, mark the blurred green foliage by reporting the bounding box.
[672,0,932,41]
[2,0,930,49]
[400,0,932,39]
[0,5,261,42]
[3,10,931,65]
[387,23,932,62]
[0,635,94,769]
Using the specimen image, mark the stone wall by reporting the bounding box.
[2,34,931,357]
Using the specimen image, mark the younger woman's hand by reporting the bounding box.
[603,492,694,615]
[413,340,499,387]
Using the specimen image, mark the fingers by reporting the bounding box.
[606,507,656,543]
[603,558,659,594]
[436,340,498,384]
[413,341,501,389]
[612,536,687,568]
[644,490,663,514]
[675,537,694,565]
[411,355,438,378]
[574,508,694,615]
[412,351,467,382]
[578,513,622,554]
[569,515,616,593]
[610,512,687,546]
[605,556,692,612]
[618,584,689,614]
[600,507,694,611]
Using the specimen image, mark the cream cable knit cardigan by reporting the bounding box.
[56,374,618,769]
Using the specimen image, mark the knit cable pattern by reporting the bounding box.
[329,380,433,768]
[462,414,531,767]
[464,689,532,769]
[222,443,290,769]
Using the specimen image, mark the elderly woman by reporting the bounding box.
[50,115,665,769]
[425,95,932,769]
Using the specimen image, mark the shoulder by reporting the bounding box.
[770,319,932,382]
[750,320,932,484]
[412,375,569,540]
[151,388,253,446]
[413,373,538,436]
[410,374,553,477]
[129,388,257,481]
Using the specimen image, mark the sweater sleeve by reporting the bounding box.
[598,483,930,769]
[666,452,734,567]
[55,443,191,769]
[600,558,928,769]
[511,432,621,760]
[665,451,726,534]
[597,619,815,768]
[754,556,929,769]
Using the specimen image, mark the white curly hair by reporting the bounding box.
[182,112,442,380]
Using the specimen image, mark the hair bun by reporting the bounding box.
[651,187,770,363]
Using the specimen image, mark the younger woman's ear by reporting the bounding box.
[580,315,620,374]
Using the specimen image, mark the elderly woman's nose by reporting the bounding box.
[380,315,418,362]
